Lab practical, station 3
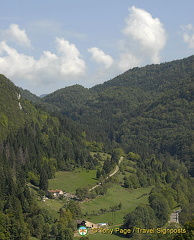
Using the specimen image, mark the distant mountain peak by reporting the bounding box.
[39,94,48,98]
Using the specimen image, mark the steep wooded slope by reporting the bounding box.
[0,76,96,239]
[43,55,194,174]
[0,74,34,139]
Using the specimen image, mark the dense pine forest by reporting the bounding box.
[0,74,98,239]
[0,55,194,239]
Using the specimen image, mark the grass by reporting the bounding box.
[49,168,98,193]
[48,166,152,227]
[37,199,64,219]
[73,183,152,240]
[80,184,152,226]
[28,182,65,219]
[35,164,152,240]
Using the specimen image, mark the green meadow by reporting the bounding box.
[48,168,98,193]
[37,199,64,219]
[48,168,152,226]
[46,166,152,240]
[80,184,152,225]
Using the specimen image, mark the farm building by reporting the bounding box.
[47,189,64,198]
[76,220,98,229]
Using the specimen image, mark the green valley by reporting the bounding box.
[0,55,194,240]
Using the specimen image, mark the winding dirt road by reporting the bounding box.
[89,156,123,192]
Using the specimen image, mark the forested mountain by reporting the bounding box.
[19,87,41,103]
[0,75,97,239]
[1,55,194,239]
[42,55,194,239]
[42,55,194,175]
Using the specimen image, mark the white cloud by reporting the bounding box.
[55,37,86,75]
[118,53,141,72]
[0,37,86,90]
[0,41,35,77]
[121,6,166,64]
[185,24,194,31]
[2,24,31,47]
[88,47,114,68]
[182,24,194,48]
[0,11,168,94]
[184,33,194,48]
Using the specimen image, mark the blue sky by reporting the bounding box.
[0,0,194,95]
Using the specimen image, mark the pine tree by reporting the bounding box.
[39,168,48,191]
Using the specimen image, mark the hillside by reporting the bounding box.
[0,74,35,139]
[0,76,98,239]
[42,55,194,175]
[0,55,194,240]
[92,55,193,92]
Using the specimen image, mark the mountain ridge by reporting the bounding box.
[42,55,194,175]
[0,55,194,239]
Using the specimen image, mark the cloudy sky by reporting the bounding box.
[0,0,194,95]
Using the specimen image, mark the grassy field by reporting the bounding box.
[28,182,64,219]
[80,184,152,226]
[48,168,98,193]
[73,184,152,240]
[81,185,151,225]
[39,161,152,240]
[37,199,64,219]
[48,167,152,226]
[29,162,154,240]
